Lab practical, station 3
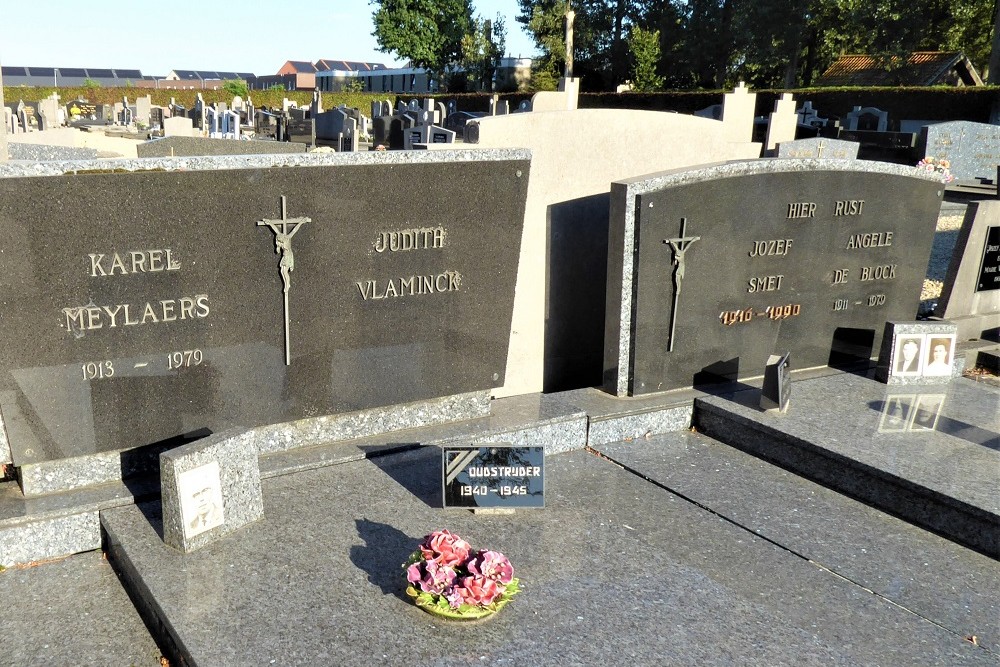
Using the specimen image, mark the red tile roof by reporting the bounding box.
[814,51,982,87]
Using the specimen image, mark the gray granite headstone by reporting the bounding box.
[920,121,1000,180]
[776,137,859,160]
[161,429,263,553]
[933,200,1000,340]
[137,136,307,157]
[605,160,943,396]
[874,321,959,385]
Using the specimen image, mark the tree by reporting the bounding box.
[371,0,474,88]
[460,14,507,91]
[628,26,663,91]
[222,79,249,98]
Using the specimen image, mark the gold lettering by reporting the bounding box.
[749,239,793,257]
[859,264,897,281]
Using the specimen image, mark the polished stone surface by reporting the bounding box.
[595,431,1000,655]
[104,445,995,666]
[605,159,944,396]
[0,152,528,468]
[695,372,999,557]
[0,551,163,666]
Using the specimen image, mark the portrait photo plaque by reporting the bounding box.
[178,461,225,539]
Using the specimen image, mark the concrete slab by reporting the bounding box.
[0,551,163,666]
[694,373,1000,557]
[103,447,994,666]
[596,431,1000,654]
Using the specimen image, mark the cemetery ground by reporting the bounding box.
[3,406,997,666]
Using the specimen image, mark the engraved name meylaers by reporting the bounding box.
[62,247,210,334]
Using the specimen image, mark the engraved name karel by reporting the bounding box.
[62,248,210,333]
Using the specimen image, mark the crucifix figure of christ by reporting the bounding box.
[662,217,700,352]
[257,195,311,365]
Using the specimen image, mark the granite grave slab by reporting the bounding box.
[776,137,859,160]
[0,152,529,478]
[605,159,943,395]
[935,200,1000,340]
[101,446,995,666]
[920,121,1000,180]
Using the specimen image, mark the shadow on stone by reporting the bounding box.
[362,445,441,509]
[350,518,420,601]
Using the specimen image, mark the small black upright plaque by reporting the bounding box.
[977,226,1000,292]
[442,444,544,509]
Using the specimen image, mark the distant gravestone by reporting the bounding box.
[845,106,888,133]
[135,96,151,125]
[777,137,859,160]
[934,200,1000,340]
[163,116,195,137]
[920,121,1000,180]
[765,93,797,151]
[604,160,943,395]
[721,82,756,144]
[160,429,263,553]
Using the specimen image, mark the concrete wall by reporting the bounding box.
[467,108,761,397]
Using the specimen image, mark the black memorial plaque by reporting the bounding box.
[977,226,1000,292]
[760,352,791,411]
[0,158,529,465]
[606,162,943,395]
[442,445,544,508]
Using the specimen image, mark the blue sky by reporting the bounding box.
[0,0,538,76]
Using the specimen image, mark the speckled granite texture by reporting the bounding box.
[0,511,100,567]
[694,372,999,557]
[161,430,263,553]
[0,551,164,666]
[0,147,531,179]
[102,445,996,666]
[7,143,98,161]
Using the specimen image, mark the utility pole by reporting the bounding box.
[564,1,575,79]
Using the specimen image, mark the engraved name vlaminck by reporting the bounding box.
[257,195,312,366]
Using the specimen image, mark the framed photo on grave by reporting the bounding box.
[893,336,924,376]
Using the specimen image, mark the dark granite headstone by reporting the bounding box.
[920,121,1000,180]
[760,353,791,412]
[776,137,859,160]
[0,154,530,466]
[442,444,544,509]
[979,225,1000,292]
[605,160,943,395]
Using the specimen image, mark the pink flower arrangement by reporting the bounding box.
[917,156,955,183]
[404,530,521,619]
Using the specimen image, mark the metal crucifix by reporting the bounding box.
[257,195,311,365]
[662,218,700,352]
